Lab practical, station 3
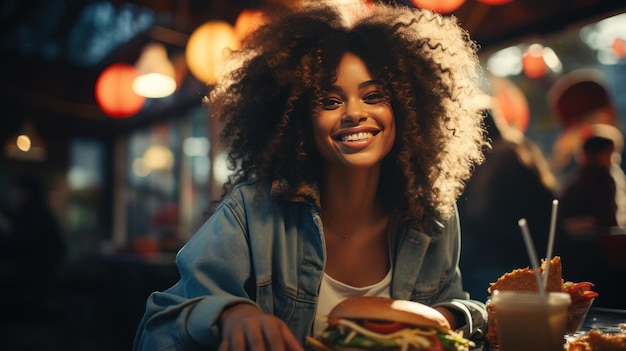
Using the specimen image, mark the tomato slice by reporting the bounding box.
[567,282,594,294]
[571,291,599,304]
[424,334,443,351]
[363,320,406,334]
[327,317,341,328]
[567,282,599,304]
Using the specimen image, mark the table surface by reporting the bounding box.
[579,307,626,333]
[472,307,626,350]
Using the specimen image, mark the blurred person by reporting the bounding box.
[554,130,625,308]
[458,76,558,300]
[548,69,621,182]
[548,69,626,308]
[458,111,557,299]
[548,70,626,227]
[558,134,617,237]
[134,3,489,350]
[586,123,626,228]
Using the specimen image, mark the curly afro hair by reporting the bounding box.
[207,2,487,231]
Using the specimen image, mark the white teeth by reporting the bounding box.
[341,132,373,142]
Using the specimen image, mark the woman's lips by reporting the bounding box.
[333,129,380,150]
[332,127,380,141]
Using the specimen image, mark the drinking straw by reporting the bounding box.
[542,199,559,293]
[518,218,545,296]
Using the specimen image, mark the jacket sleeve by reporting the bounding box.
[431,206,488,340]
[133,192,258,351]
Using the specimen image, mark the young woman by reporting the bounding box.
[134,3,488,350]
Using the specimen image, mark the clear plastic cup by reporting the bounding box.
[566,298,594,334]
[490,290,571,351]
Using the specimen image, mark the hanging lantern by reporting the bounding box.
[133,42,177,98]
[491,76,530,133]
[476,0,513,5]
[612,37,626,59]
[234,9,266,42]
[95,63,146,118]
[522,44,547,79]
[185,21,238,85]
[410,0,465,14]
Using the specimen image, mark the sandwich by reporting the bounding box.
[306,296,475,351]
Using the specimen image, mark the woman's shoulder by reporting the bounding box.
[221,178,320,214]
[223,179,270,203]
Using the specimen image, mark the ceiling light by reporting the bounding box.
[133,42,177,98]
[4,121,47,161]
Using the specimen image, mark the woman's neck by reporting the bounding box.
[320,165,382,229]
[320,165,391,286]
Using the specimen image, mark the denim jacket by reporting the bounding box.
[133,180,487,350]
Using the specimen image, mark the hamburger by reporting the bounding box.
[307,296,475,351]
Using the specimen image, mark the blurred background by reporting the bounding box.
[0,0,625,350]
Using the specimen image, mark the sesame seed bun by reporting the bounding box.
[328,296,451,332]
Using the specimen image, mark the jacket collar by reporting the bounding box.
[270,178,321,209]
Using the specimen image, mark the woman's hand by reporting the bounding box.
[218,303,304,351]
[434,306,457,330]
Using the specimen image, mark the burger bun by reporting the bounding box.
[328,296,450,331]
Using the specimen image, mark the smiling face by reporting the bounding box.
[312,52,395,170]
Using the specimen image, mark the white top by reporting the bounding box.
[313,269,392,336]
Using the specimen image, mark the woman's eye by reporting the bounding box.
[363,92,386,104]
[320,97,342,110]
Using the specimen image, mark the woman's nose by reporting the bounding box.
[343,100,368,123]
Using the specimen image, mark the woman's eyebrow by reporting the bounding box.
[358,80,383,89]
[328,80,384,93]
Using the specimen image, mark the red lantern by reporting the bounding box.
[522,44,547,79]
[95,63,145,118]
[476,0,513,5]
[410,0,466,14]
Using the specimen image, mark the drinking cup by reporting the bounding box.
[490,290,571,351]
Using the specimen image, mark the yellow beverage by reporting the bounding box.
[491,291,571,351]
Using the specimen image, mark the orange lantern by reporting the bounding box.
[476,0,513,5]
[491,76,529,133]
[522,44,547,79]
[95,63,146,118]
[234,9,266,42]
[185,21,239,85]
[410,0,465,14]
[612,37,626,59]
